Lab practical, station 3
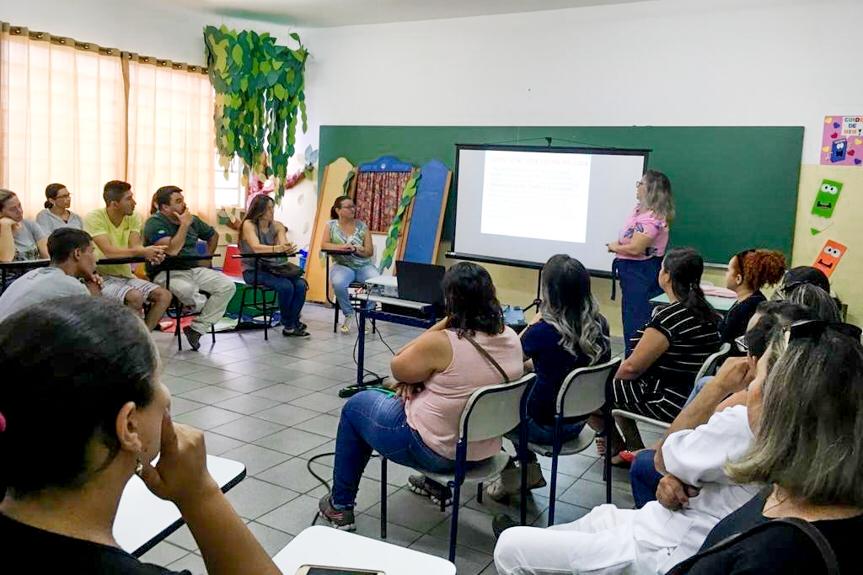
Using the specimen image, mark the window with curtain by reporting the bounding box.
[0,23,216,222]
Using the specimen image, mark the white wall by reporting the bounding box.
[299,0,861,164]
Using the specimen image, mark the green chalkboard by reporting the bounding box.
[319,126,804,264]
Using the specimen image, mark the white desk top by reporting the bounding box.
[273,526,456,575]
[115,454,246,556]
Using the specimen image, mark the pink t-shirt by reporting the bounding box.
[616,207,669,260]
[405,327,523,461]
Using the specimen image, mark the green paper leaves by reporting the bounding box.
[379,173,421,272]
[204,25,309,205]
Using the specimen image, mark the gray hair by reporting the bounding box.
[772,283,841,323]
[727,325,863,506]
[640,170,675,223]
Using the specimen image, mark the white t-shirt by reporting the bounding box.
[0,267,89,323]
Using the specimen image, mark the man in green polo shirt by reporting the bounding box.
[143,185,235,350]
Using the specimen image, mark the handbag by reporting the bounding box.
[262,259,304,279]
[666,514,839,575]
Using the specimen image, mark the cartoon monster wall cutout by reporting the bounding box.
[810,179,843,235]
[812,239,847,278]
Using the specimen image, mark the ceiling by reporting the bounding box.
[170,0,651,28]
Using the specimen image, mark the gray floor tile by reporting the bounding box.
[288,392,346,413]
[254,403,320,426]
[297,414,341,438]
[161,375,209,395]
[580,456,633,484]
[178,386,244,405]
[409,534,493,575]
[255,428,332,456]
[183,366,244,385]
[364,489,452,533]
[252,383,316,403]
[360,458,415,487]
[215,393,279,415]
[163,360,208,377]
[531,500,593,527]
[218,374,281,393]
[174,405,245,430]
[287,374,345,391]
[558,477,634,509]
[464,491,549,526]
[257,457,329,493]
[256,494,322,535]
[170,396,206,416]
[354,512,425,547]
[203,431,246,455]
[210,415,287,442]
[139,541,189,566]
[246,521,295,556]
[296,438,338,461]
[536,452,597,478]
[225,476,301,520]
[428,505,498,554]
[222,443,292,475]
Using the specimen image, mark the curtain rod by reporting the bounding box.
[3,22,208,75]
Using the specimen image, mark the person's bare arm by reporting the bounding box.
[607,232,652,257]
[320,225,350,252]
[615,327,669,380]
[354,226,374,258]
[92,233,164,260]
[141,413,279,575]
[153,210,194,256]
[391,330,451,384]
[206,230,219,255]
[36,238,49,259]
[654,357,754,473]
[0,219,16,262]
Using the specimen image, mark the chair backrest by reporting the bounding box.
[458,373,535,443]
[557,356,623,418]
[694,342,732,383]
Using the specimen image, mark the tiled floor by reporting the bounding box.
[141,304,644,574]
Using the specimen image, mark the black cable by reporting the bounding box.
[307,451,379,527]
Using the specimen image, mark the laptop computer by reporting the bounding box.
[395,260,446,307]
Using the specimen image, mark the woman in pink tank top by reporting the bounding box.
[318,262,523,531]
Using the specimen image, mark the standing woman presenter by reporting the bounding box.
[607,170,674,356]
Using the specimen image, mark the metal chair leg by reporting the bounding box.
[448,479,461,563]
[380,457,388,539]
[604,407,613,504]
[548,416,562,526]
[476,482,483,504]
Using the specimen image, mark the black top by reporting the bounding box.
[630,301,721,391]
[718,291,766,345]
[681,490,863,574]
[522,318,611,425]
[0,512,190,574]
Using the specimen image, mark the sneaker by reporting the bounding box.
[282,326,310,337]
[182,326,202,351]
[492,514,519,539]
[407,475,453,507]
[318,494,356,531]
[340,315,353,334]
[486,459,546,502]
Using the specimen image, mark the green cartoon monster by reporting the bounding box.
[810,179,843,235]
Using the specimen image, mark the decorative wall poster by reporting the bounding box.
[821,116,863,166]
[809,179,844,235]
[812,239,847,278]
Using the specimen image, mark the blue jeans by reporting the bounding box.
[331,390,456,509]
[684,376,714,407]
[615,257,663,356]
[630,448,663,508]
[330,263,379,316]
[243,270,307,329]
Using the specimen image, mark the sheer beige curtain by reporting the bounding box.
[126,57,215,222]
[0,23,126,217]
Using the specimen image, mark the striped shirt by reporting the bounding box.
[632,301,721,390]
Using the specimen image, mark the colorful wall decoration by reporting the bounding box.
[821,115,863,166]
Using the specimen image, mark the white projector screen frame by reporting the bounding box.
[449,144,650,276]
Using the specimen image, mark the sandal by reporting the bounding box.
[408,475,453,507]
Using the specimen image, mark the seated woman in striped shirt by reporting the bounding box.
[605,247,721,460]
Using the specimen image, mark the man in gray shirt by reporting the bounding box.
[0,228,101,323]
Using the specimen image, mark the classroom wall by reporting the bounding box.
[295,0,862,329]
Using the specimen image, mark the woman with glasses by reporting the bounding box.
[721,248,786,345]
[320,195,378,334]
[36,183,84,232]
[667,319,863,574]
[607,170,674,356]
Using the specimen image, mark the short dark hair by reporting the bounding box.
[47,228,92,264]
[44,183,67,209]
[0,297,157,497]
[442,262,504,337]
[103,180,131,205]
[154,185,183,210]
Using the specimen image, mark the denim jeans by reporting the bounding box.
[630,448,663,508]
[684,376,714,407]
[331,390,456,509]
[243,269,307,329]
[330,263,379,316]
[505,415,585,462]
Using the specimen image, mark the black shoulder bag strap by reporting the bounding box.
[463,333,510,384]
[666,517,840,575]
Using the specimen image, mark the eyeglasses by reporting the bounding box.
[340,205,356,210]
[784,319,862,344]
